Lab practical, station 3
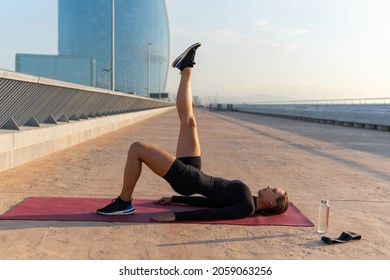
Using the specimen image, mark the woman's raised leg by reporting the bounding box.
[176,68,201,158]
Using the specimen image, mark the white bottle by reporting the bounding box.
[317,199,329,234]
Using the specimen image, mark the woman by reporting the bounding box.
[97,43,289,221]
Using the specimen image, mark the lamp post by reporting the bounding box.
[147,42,152,98]
[159,62,162,99]
[103,68,111,89]
[124,65,127,93]
[133,72,137,95]
[111,0,115,91]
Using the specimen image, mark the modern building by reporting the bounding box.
[16,54,96,87]
[16,0,170,97]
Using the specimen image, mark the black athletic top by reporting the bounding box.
[163,159,257,221]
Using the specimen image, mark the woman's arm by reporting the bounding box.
[174,202,254,221]
[151,202,254,222]
[172,195,213,207]
[153,195,213,207]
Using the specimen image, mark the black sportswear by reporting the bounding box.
[163,157,257,221]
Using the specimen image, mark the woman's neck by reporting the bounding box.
[254,195,264,211]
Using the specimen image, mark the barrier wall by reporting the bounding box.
[0,70,172,130]
[0,70,174,171]
[0,107,174,171]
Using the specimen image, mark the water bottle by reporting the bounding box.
[317,199,329,234]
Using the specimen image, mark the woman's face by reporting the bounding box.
[258,186,285,206]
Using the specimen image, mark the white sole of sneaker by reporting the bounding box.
[96,208,136,216]
[171,42,201,68]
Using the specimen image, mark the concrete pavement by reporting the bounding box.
[0,109,389,259]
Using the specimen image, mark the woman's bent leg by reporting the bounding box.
[119,141,176,201]
[97,142,175,215]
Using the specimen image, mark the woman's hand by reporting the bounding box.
[153,196,172,205]
[151,211,176,222]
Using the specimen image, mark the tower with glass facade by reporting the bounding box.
[16,0,170,97]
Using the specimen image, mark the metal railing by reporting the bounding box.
[209,101,390,131]
[242,97,390,105]
[0,70,173,130]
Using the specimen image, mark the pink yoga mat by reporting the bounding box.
[0,197,314,226]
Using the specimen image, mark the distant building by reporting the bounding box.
[16,0,170,97]
[193,96,201,105]
[16,54,96,87]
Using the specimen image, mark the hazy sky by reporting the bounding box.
[1,0,389,103]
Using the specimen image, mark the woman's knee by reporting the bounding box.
[129,141,146,155]
[180,115,197,129]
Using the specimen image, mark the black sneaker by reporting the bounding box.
[172,42,201,71]
[96,196,136,215]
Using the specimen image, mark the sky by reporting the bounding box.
[1,0,390,103]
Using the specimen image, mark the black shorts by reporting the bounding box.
[163,156,212,196]
[177,156,201,170]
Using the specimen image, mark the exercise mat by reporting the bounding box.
[0,197,314,226]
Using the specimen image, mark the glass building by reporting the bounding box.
[16,54,96,87]
[16,0,170,97]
